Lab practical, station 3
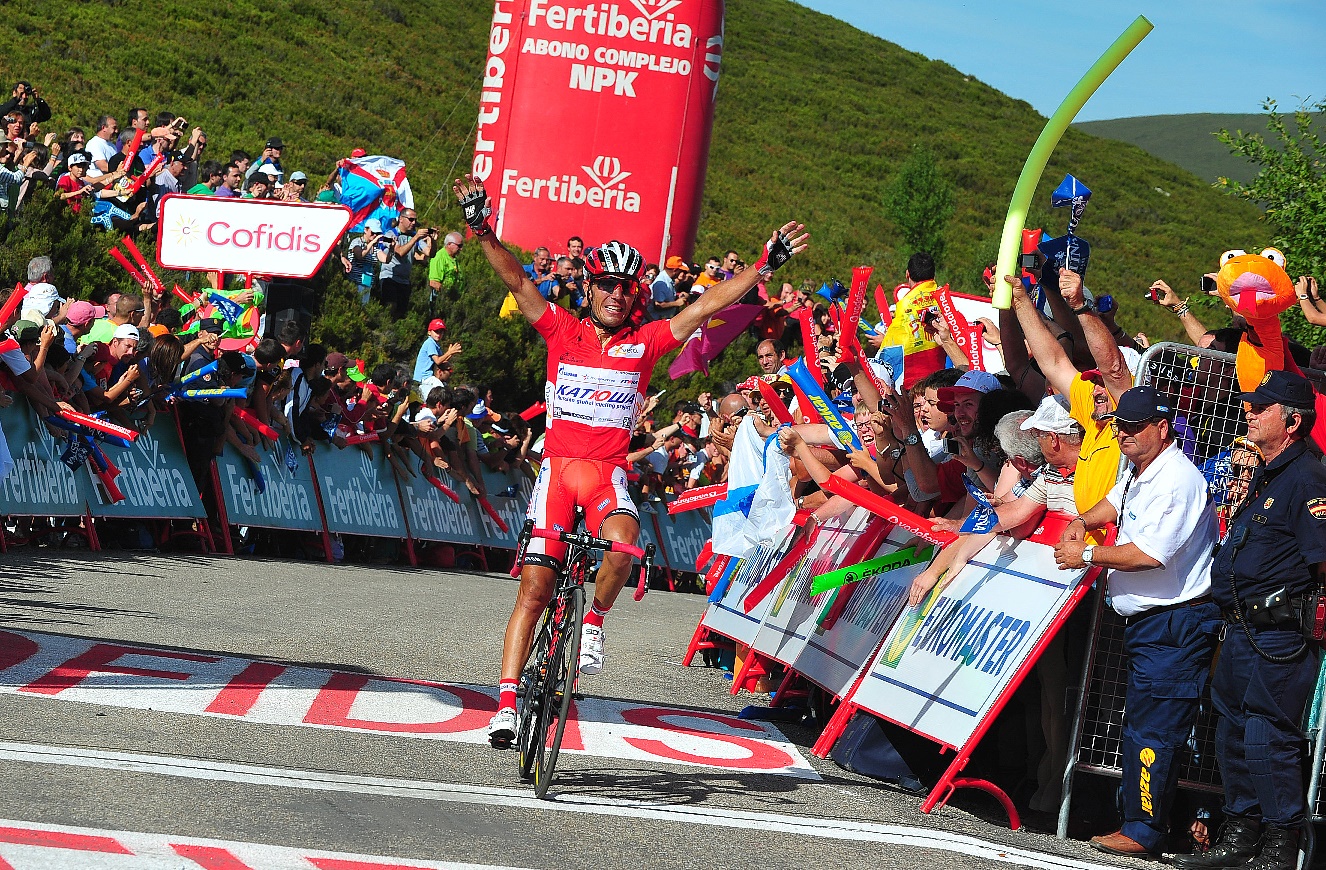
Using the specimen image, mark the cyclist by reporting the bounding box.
[452,174,807,747]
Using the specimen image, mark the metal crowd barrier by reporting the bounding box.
[1057,343,1326,847]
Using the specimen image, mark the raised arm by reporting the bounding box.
[668,222,808,343]
[1004,275,1081,398]
[1060,270,1131,401]
[453,174,548,324]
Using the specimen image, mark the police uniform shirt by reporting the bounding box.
[1211,439,1326,607]
[1104,441,1218,617]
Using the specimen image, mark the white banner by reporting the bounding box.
[787,522,931,699]
[848,535,1090,750]
[699,536,793,647]
[156,194,352,278]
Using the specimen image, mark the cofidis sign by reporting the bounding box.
[156,195,353,278]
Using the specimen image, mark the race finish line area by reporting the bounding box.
[0,629,814,779]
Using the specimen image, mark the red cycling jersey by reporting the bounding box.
[533,302,681,468]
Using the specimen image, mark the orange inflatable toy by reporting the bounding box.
[1214,247,1301,391]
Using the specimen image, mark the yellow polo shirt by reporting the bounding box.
[1068,374,1123,516]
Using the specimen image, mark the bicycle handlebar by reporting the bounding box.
[528,526,645,559]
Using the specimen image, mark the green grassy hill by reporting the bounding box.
[0,0,1275,402]
[1075,113,1322,184]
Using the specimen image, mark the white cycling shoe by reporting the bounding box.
[579,624,605,676]
[488,707,517,748]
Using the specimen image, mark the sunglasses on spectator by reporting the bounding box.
[592,277,637,297]
[1109,418,1161,435]
[323,366,344,375]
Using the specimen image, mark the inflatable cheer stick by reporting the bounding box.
[668,482,727,514]
[45,415,133,449]
[56,408,140,443]
[993,15,1151,309]
[823,476,955,547]
[126,155,165,197]
[121,129,145,168]
[756,378,796,425]
[233,407,280,442]
[341,431,379,445]
[85,438,126,503]
[0,283,26,326]
[427,476,461,503]
[120,236,165,298]
[479,498,510,533]
[175,387,248,400]
[109,247,148,290]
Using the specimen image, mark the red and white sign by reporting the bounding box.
[156,195,353,279]
[0,818,530,869]
[474,0,724,263]
[0,630,816,778]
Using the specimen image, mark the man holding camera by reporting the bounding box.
[377,209,435,319]
[1171,371,1326,870]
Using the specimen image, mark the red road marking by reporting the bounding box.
[172,843,257,868]
[20,643,220,696]
[619,708,797,770]
[204,662,287,716]
[0,824,132,853]
[304,672,494,734]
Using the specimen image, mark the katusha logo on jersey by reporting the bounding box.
[500,155,641,212]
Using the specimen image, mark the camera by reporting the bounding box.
[1019,252,1040,271]
[1145,286,1163,304]
[920,307,940,326]
[1201,275,1219,296]
[945,436,961,456]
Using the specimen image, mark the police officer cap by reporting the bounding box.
[1099,386,1174,424]
[1238,369,1315,407]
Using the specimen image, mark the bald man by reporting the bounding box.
[429,231,464,297]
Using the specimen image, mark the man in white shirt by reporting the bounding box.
[1055,386,1221,860]
[85,115,120,179]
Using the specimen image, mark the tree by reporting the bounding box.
[883,144,955,268]
[1216,99,1326,347]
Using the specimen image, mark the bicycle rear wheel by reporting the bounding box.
[533,582,584,799]
[516,607,556,780]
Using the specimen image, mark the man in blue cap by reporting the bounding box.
[1172,370,1326,870]
[1054,385,1222,859]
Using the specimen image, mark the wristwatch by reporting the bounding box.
[1072,300,1095,315]
[904,433,921,446]
[890,446,904,461]
[1082,546,1095,564]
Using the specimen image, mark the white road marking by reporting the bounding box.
[0,629,816,778]
[0,816,530,869]
[2,741,1115,870]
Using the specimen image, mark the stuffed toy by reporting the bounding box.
[1214,247,1300,392]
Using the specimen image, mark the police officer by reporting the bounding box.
[1173,371,1326,870]
[1054,386,1222,859]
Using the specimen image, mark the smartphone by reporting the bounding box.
[1145,286,1163,304]
[1200,275,1218,295]
[945,436,960,455]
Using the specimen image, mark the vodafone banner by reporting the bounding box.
[156,195,353,278]
[475,0,724,263]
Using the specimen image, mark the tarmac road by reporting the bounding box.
[0,551,1134,869]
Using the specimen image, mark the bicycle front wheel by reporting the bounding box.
[516,606,556,780]
[533,583,583,799]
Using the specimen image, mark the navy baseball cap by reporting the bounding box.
[1240,370,1316,407]
[1099,386,1174,424]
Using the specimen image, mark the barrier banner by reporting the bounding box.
[790,523,933,700]
[310,442,407,538]
[700,536,796,647]
[215,439,322,532]
[0,402,83,517]
[650,505,710,573]
[748,508,876,670]
[849,535,1091,750]
[395,468,484,546]
[476,468,534,548]
[84,418,205,519]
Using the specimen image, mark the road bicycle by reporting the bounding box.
[513,517,654,798]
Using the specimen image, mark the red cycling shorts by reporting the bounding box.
[524,456,638,567]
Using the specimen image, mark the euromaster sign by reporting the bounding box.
[155,195,353,278]
[473,0,724,263]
